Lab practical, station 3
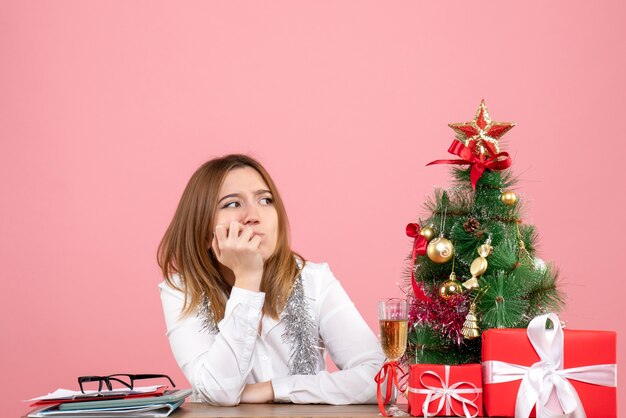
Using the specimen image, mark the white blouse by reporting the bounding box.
[158,261,385,406]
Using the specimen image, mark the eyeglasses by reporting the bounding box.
[77,374,176,394]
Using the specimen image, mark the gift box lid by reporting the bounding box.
[483,328,616,366]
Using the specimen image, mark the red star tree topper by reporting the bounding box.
[448,100,516,157]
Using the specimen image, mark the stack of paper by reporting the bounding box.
[26,388,192,418]
[29,386,167,406]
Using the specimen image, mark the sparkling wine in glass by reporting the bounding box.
[378,299,408,416]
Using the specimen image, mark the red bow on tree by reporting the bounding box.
[427,140,512,190]
[406,223,432,303]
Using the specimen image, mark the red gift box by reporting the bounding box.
[407,364,483,417]
[482,313,617,418]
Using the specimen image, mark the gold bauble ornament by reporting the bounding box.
[427,237,454,263]
[439,272,464,299]
[420,226,435,242]
[501,191,517,206]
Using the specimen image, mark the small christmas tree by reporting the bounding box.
[405,100,564,365]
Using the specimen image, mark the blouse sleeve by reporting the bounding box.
[271,263,386,404]
[159,280,264,406]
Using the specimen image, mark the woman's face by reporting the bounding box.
[214,166,279,261]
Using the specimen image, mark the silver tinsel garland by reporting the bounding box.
[197,292,218,335]
[197,268,320,375]
[280,272,320,375]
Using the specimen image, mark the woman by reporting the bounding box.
[157,154,385,406]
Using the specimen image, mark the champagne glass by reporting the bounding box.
[378,299,408,416]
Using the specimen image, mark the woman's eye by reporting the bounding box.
[222,201,240,209]
[260,197,273,205]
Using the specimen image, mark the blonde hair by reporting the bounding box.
[157,154,303,320]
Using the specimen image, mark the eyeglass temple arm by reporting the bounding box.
[128,374,177,388]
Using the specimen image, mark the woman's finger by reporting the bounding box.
[239,225,253,243]
[249,235,262,251]
[211,234,221,259]
[215,224,228,246]
[227,221,242,241]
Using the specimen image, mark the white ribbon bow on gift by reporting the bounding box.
[408,365,482,418]
[483,313,617,418]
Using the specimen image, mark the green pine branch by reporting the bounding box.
[407,324,480,365]
[478,271,529,328]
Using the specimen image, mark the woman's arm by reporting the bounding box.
[160,221,267,405]
[271,263,386,404]
[159,281,264,406]
[240,381,274,403]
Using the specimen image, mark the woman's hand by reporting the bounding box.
[240,381,274,403]
[212,221,264,292]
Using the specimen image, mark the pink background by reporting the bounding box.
[2,2,624,416]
